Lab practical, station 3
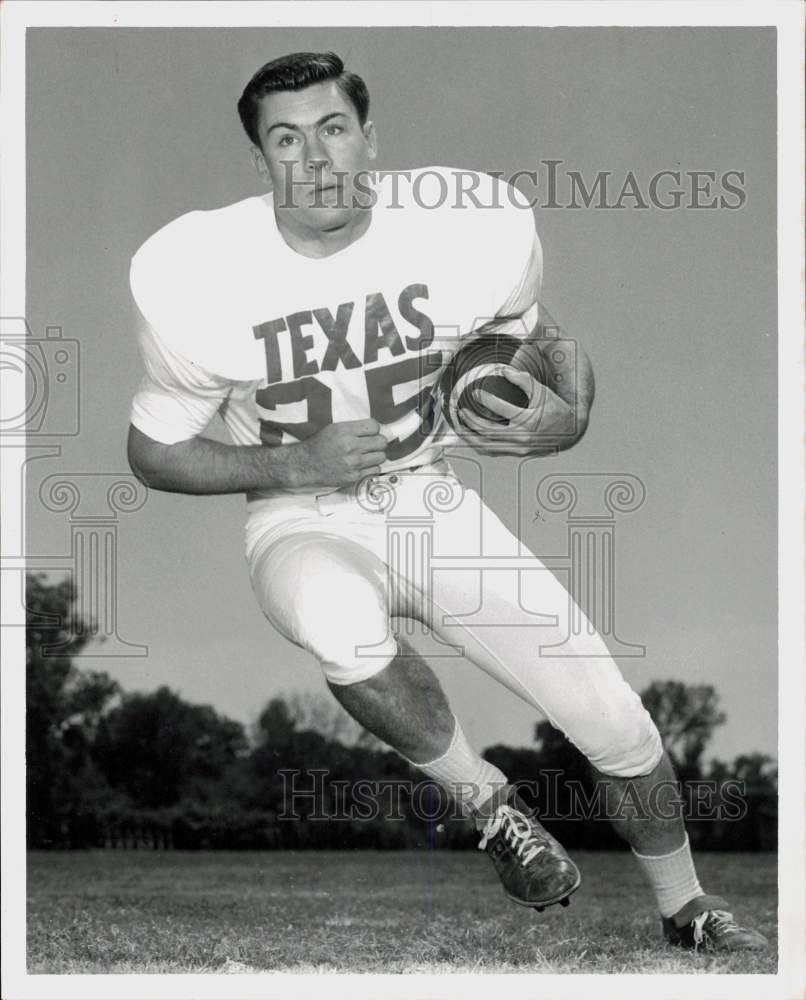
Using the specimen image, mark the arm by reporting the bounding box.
[128,424,291,494]
[127,421,388,495]
[457,198,593,455]
[127,311,385,495]
[528,328,595,444]
[454,198,595,455]
[530,303,595,437]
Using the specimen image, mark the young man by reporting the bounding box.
[127,51,766,953]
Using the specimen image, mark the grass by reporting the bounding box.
[27,849,777,974]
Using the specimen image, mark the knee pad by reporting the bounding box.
[587,697,664,778]
[249,532,398,685]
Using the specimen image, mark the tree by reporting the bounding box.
[284,690,383,749]
[525,719,620,849]
[727,753,777,789]
[640,680,726,778]
[253,696,298,750]
[702,753,778,851]
[26,572,120,846]
[94,686,248,809]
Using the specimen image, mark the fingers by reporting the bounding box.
[359,451,388,468]
[459,410,500,435]
[471,389,524,421]
[463,437,533,457]
[456,401,538,458]
[356,434,388,454]
[500,370,550,411]
[347,418,382,436]
[461,406,532,437]
[502,368,537,394]
[477,367,549,411]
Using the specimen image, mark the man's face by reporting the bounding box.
[253,80,377,230]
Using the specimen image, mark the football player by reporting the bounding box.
[127,51,766,953]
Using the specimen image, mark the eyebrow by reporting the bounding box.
[265,111,348,137]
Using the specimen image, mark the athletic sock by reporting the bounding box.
[406,717,509,829]
[631,835,704,918]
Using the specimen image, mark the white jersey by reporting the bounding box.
[129,170,663,783]
[129,167,543,506]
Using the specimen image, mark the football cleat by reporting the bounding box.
[662,894,768,952]
[477,791,581,910]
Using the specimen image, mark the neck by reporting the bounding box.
[274,206,373,259]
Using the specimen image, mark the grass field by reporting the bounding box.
[27,849,777,974]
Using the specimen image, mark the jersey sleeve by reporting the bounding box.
[439,169,543,342]
[129,313,234,445]
[489,179,543,337]
[128,215,239,444]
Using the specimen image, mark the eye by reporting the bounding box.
[277,134,297,147]
[323,123,344,136]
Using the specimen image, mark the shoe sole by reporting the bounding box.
[505,869,582,913]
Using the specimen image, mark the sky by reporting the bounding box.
[22,25,777,764]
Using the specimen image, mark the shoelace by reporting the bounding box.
[478,805,547,866]
[692,909,736,950]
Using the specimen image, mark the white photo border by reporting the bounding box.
[2,2,803,998]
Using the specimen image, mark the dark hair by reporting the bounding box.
[237,51,370,146]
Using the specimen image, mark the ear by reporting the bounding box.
[363,121,378,161]
[251,145,271,186]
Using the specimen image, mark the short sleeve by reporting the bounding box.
[129,205,267,381]
[128,215,240,444]
[129,312,233,445]
[495,229,544,337]
[473,173,543,339]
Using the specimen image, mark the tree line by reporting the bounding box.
[25,573,776,851]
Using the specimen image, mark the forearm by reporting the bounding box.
[127,418,388,495]
[528,387,581,451]
[543,339,595,431]
[127,426,302,495]
[510,333,595,451]
[539,341,594,448]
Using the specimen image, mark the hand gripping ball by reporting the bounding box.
[437,331,548,428]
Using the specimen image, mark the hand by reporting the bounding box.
[457,369,578,457]
[289,419,388,487]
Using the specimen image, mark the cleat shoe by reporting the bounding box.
[477,791,581,910]
[662,894,768,953]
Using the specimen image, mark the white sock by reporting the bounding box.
[406,717,509,823]
[632,835,704,918]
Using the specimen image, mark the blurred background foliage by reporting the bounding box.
[25,573,776,851]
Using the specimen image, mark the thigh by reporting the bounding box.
[424,493,660,774]
[248,530,398,684]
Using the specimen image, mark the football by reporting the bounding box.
[436,331,548,428]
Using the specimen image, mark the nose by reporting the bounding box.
[305,135,330,173]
